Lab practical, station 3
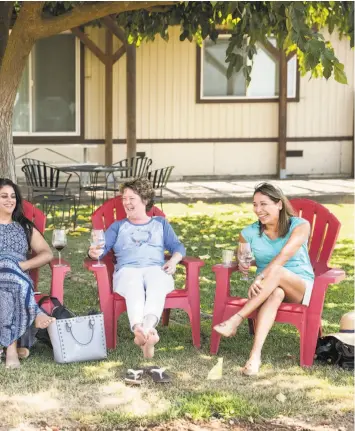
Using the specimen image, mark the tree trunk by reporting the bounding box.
[0,107,16,180]
[0,27,34,180]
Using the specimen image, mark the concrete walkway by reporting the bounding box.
[164,178,354,204]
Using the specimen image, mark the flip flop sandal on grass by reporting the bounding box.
[145,366,171,383]
[124,369,144,385]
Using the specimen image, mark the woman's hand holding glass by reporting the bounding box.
[237,242,253,281]
[89,229,105,267]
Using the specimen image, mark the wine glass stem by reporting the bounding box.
[58,251,61,266]
[97,257,100,266]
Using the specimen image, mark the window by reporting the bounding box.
[13,33,80,135]
[199,35,298,102]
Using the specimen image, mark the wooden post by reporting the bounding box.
[105,29,113,165]
[126,43,136,159]
[278,50,287,179]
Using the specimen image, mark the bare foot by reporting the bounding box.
[213,314,242,337]
[241,357,261,376]
[142,329,160,359]
[17,347,30,359]
[133,325,147,347]
[6,348,20,369]
[35,313,55,329]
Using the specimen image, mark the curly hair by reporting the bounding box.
[119,177,155,211]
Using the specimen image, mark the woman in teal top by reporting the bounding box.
[214,183,314,376]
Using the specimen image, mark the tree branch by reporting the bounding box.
[33,1,178,40]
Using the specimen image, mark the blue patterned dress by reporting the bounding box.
[0,222,40,347]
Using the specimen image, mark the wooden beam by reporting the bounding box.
[278,50,288,179]
[105,28,113,165]
[126,43,137,159]
[101,15,126,43]
[262,40,280,61]
[287,51,297,62]
[113,45,126,64]
[71,27,107,65]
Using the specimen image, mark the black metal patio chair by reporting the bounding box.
[147,166,174,210]
[106,156,153,194]
[21,159,77,228]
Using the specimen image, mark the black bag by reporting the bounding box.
[36,296,75,349]
[315,336,354,370]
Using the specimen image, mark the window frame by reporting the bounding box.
[196,35,300,104]
[13,33,81,137]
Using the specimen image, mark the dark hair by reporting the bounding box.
[0,178,34,247]
[253,182,296,238]
[119,177,155,211]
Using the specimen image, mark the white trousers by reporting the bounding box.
[113,266,174,330]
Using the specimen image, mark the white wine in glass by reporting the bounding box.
[237,242,253,281]
[52,229,67,267]
[91,229,106,267]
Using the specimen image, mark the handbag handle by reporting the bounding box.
[37,295,62,308]
[65,317,95,346]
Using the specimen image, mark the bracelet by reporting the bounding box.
[259,273,265,280]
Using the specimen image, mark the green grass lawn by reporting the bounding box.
[0,202,353,430]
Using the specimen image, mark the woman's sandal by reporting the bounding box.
[144,366,171,383]
[124,368,144,385]
[241,359,261,376]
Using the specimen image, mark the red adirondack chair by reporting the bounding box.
[84,195,205,349]
[210,198,346,367]
[23,200,70,306]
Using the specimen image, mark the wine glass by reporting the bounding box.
[52,229,67,267]
[90,229,106,267]
[237,242,253,281]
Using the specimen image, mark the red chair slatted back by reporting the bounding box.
[92,195,165,231]
[22,200,46,290]
[290,198,341,276]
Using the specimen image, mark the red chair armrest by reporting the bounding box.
[212,262,239,275]
[316,268,346,284]
[308,268,346,313]
[180,256,205,268]
[49,259,71,303]
[83,258,113,306]
[212,263,239,298]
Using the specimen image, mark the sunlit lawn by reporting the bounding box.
[0,202,353,429]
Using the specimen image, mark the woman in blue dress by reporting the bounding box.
[0,178,54,368]
[214,183,314,376]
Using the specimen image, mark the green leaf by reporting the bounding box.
[334,62,348,84]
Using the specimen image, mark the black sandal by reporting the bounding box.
[124,368,144,385]
[145,366,171,383]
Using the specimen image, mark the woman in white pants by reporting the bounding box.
[89,178,185,358]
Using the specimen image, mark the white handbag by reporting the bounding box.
[48,314,107,364]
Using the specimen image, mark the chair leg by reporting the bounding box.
[248,318,255,335]
[210,303,226,354]
[162,309,170,326]
[300,315,320,367]
[102,303,116,350]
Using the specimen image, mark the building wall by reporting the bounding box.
[15,27,354,178]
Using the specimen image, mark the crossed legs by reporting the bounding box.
[214,265,307,374]
[113,266,174,358]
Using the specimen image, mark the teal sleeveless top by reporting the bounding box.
[241,217,314,282]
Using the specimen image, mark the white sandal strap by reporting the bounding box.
[151,367,166,379]
[127,369,143,380]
